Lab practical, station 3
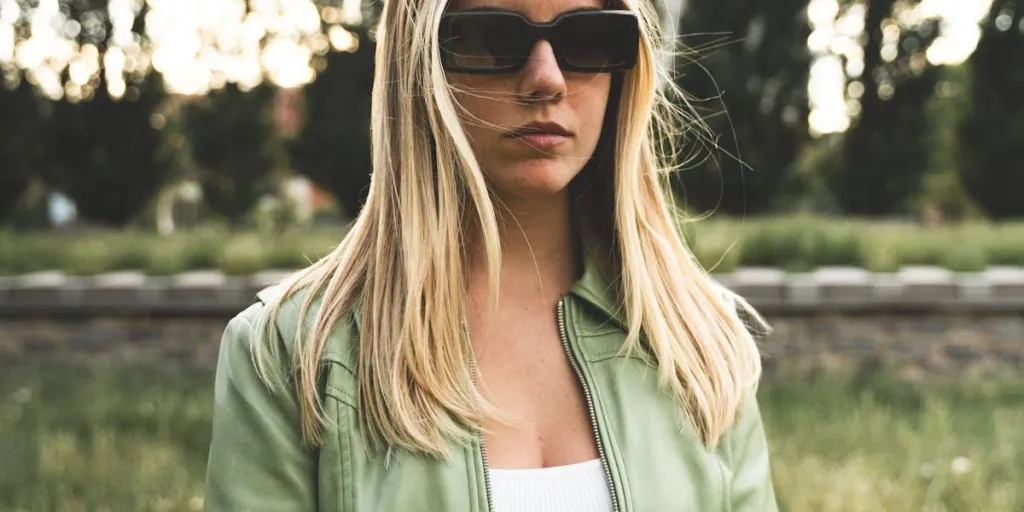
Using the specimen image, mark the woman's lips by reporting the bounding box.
[509,132,569,150]
[505,121,572,151]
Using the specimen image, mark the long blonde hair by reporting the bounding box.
[251,0,769,458]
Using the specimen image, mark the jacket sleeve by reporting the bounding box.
[204,303,318,511]
[726,394,778,512]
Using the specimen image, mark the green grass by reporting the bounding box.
[1,362,1022,511]
[762,371,1024,511]
[3,217,1022,276]
[0,364,213,511]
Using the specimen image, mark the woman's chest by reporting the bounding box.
[319,346,730,512]
[472,320,600,469]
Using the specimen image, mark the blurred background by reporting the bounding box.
[0,0,1022,510]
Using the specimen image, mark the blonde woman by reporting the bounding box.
[204,0,777,509]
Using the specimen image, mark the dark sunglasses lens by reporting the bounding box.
[441,14,532,71]
[556,13,638,70]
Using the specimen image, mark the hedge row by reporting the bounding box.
[682,217,1024,272]
[0,227,344,277]
[1,217,1022,277]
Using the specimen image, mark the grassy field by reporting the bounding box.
[1,363,1022,511]
[2,217,1024,276]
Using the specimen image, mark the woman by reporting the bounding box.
[204,0,777,509]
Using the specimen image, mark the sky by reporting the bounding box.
[0,0,999,135]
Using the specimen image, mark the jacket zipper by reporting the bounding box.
[558,298,620,512]
[467,332,496,512]
[479,427,495,512]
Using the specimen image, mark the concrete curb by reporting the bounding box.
[1,266,1023,317]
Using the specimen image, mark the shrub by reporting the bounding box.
[987,225,1024,266]
[215,235,268,276]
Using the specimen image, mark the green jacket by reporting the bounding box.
[204,257,778,511]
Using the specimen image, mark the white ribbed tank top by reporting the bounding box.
[487,459,614,512]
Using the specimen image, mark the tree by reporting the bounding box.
[28,0,173,226]
[185,82,282,224]
[826,0,941,215]
[44,74,171,226]
[0,76,47,223]
[914,64,979,220]
[958,0,1024,219]
[1,1,50,224]
[671,0,811,215]
[288,17,377,219]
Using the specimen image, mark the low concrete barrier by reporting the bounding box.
[2,266,1022,316]
[1,267,1022,375]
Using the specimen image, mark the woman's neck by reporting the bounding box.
[465,190,580,315]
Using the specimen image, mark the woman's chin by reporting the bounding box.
[488,160,583,199]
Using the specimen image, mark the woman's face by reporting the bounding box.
[445,0,613,204]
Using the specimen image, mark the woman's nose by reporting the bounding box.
[518,40,567,102]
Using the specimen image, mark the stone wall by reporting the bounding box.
[2,267,1023,375]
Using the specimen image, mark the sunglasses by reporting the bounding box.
[438,9,640,74]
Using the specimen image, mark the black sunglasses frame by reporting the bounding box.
[438,10,640,74]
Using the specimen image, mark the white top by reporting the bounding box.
[488,459,614,512]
